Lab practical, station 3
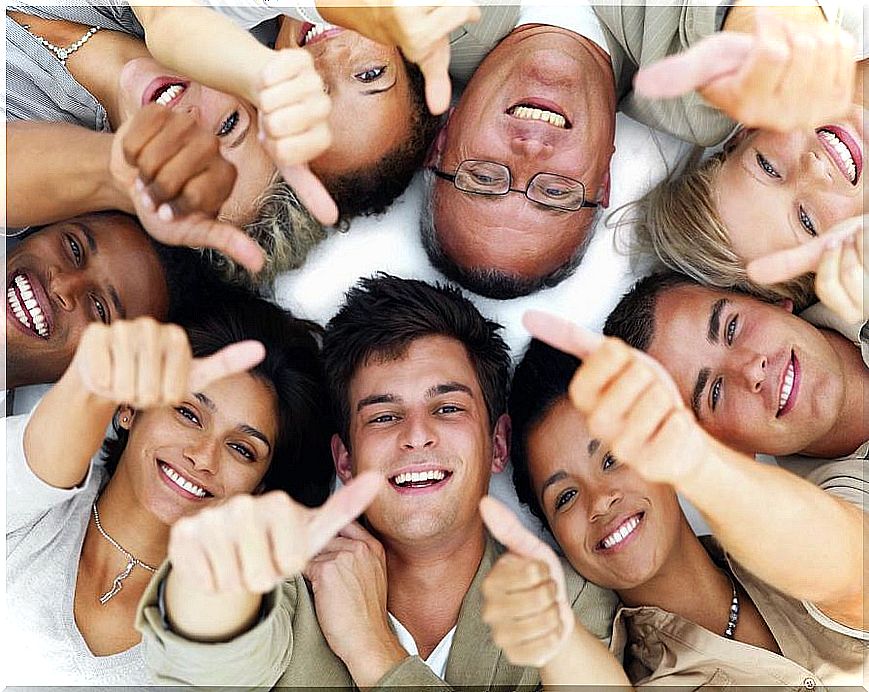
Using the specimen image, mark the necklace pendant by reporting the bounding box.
[99,559,135,605]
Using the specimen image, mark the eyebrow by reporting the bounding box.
[73,222,127,318]
[356,393,398,412]
[425,382,474,399]
[193,392,272,451]
[707,298,727,344]
[587,438,600,457]
[691,367,711,418]
[540,470,568,498]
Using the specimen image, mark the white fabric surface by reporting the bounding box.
[389,613,456,678]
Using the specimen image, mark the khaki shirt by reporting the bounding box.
[137,533,618,689]
[610,537,868,689]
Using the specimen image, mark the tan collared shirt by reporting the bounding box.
[609,537,868,689]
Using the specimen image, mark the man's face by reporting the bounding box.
[432,24,615,284]
[527,399,683,591]
[5,214,169,389]
[647,285,846,456]
[334,335,508,547]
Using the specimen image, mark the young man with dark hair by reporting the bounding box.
[604,272,867,497]
[135,273,617,689]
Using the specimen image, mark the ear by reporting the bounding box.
[424,114,452,167]
[598,165,612,209]
[776,297,795,313]
[490,414,511,475]
[117,405,136,430]
[331,433,354,484]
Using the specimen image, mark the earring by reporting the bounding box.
[121,415,129,425]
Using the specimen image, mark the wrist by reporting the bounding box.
[343,632,407,689]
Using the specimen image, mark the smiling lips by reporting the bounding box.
[7,272,49,339]
[299,22,342,47]
[142,77,189,108]
[776,351,800,418]
[596,512,644,552]
[389,468,452,494]
[817,125,862,185]
[507,99,571,129]
[158,461,212,500]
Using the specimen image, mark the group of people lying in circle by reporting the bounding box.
[5,0,867,688]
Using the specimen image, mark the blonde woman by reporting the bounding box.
[630,5,865,318]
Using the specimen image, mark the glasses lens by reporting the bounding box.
[454,161,510,195]
[528,174,586,211]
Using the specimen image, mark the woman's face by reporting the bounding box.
[117,371,279,525]
[118,58,275,225]
[277,20,414,180]
[526,398,684,591]
[715,105,865,262]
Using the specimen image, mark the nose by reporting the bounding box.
[588,480,622,523]
[399,415,436,451]
[510,137,554,159]
[803,149,833,184]
[733,350,767,393]
[50,270,88,312]
[183,435,221,474]
[182,104,202,125]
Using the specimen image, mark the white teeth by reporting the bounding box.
[779,362,795,411]
[159,462,207,498]
[392,469,447,487]
[8,276,49,337]
[509,105,567,129]
[155,83,185,107]
[303,22,336,46]
[819,129,858,183]
[600,515,641,549]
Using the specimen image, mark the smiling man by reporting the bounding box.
[603,272,868,495]
[135,274,617,689]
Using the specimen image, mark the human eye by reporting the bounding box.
[436,404,464,415]
[756,152,781,179]
[228,441,255,461]
[369,413,399,424]
[601,452,617,471]
[90,295,109,324]
[710,377,723,411]
[217,110,239,137]
[798,206,818,237]
[175,405,200,426]
[725,315,738,346]
[554,488,577,511]
[354,65,387,83]
[66,235,83,266]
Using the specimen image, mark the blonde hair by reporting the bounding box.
[203,173,327,290]
[627,147,816,310]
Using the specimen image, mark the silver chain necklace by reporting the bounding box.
[723,573,740,639]
[91,502,156,605]
[21,23,101,67]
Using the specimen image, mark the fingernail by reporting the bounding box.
[134,177,145,192]
[140,191,155,211]
[157,204,174,222]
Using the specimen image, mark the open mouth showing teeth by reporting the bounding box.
[507,104,570,129]
[390,469,451,489]
[300,22,339,47]
[159,462,210,498]
[153,83,185,107]
[777,351,798,417]
[817,127,860,184]
[7,273,48,338]
[597,513,643,550]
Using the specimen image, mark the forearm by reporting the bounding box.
[164,568,264,642]
[7,122,130,226]
[131,5,273,105]
[540,621,630,688]
[23,369,116,489]
[679,437,865,608]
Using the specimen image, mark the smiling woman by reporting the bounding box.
[6,288,335,685]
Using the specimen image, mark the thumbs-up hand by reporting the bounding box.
[479,496,574,667]
[167,472,383,595]
[255,50,339,226]
[635,8,855,133]
[523,311,709,488]
[748,215,867,325]
[72,317,265,409]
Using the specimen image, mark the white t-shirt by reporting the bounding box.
[517,1,611,58]
[388,613,457,679]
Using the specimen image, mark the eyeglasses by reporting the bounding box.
[430,160,598,212]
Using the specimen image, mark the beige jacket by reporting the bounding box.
[610,537,868,689]
[137,534,618,690]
